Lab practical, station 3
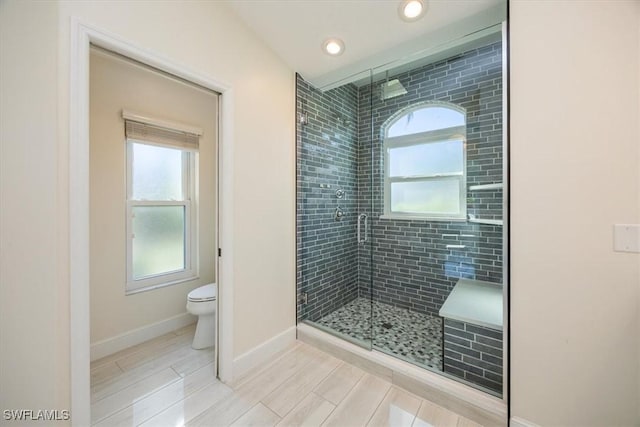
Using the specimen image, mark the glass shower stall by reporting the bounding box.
[296,24,507,397]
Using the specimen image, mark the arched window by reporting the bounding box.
[383,102,466,219]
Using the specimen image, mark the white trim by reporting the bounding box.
[510,417,540,427]
[90,313,195,361]
[69,17,235,426]
[218,86,235,385]
[69,17,91,427]
[232,326,297,379]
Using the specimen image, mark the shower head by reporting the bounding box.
[380,79,408,101]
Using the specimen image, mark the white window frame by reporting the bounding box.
[383,107,467,221]
[125,141,198,294]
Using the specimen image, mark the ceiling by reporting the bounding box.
[227,0,505,88]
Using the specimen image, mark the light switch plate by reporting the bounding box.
[613,224,640,253]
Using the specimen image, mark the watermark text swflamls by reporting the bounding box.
[3,409,70,421]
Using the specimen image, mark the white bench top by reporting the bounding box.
[439,278,503,331]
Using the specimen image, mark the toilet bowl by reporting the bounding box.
[186,283,217,349]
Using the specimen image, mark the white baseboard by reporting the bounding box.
[90,312,196,361]
[510,416,540,427]
[233,326,297,379]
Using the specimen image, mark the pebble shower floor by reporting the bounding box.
[315,297,443,370]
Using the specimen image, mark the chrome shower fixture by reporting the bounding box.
[335,189,346,199]
[380,78,408,100]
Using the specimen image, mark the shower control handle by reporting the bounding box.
[357,213,368,244]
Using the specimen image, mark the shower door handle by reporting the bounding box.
[357,214,368,244]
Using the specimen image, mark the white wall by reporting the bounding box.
[510,1,640,425]
[89,49,217,345]
[1,0,295,419]
[0,0,69,418]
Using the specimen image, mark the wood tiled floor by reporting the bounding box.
[91,326,482,426]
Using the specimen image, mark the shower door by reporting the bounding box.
[367,37,506,396]
[296,70,374,350]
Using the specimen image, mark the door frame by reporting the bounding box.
[69,18,235,426]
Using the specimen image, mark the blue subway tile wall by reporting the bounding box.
[296,76,362,322]
[297,41,503,321]
[357,42,503,316]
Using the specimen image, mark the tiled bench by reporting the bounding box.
[439,278,504,394]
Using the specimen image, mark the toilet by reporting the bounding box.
[186,283,217,349]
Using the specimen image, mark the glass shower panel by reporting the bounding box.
[369,36,505,397]
[296,70,374,349]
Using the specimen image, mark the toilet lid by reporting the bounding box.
[188,284,217,302]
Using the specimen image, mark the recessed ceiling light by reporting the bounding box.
[322,38,345,56]
[399,0,426,22]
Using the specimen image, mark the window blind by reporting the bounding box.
[123,111,201,152]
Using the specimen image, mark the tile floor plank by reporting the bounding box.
[94,362,216,427]
[314,362,365,405]
[90,330,185,371]
[276,392,335,427]
[322,373,391,427]
[188,345,323,427]
[186,389,255,427]
[90,361,123,385]
[91,344,208,403]
[261,351,341,417]
[367,387,421,427]
[457,416,484,427]
[230,343,307,389]
[91,367,179,424]
[114,332,194,372]
[412,399,460,427]
[230,403,281,427]
[139,379,234,427]
[171,347,215,377]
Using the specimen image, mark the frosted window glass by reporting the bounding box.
[132,143,183,200]
[391,180,460,214]
[388,107,464,137]
[132,206,185,279]
[389,140,463,177]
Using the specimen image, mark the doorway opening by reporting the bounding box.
[69,20,235,426]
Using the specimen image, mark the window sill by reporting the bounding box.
[379,214,467,222]
[126,274,200,296]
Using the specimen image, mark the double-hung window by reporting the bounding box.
[124,112,200,293]
[383,103,467,220]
